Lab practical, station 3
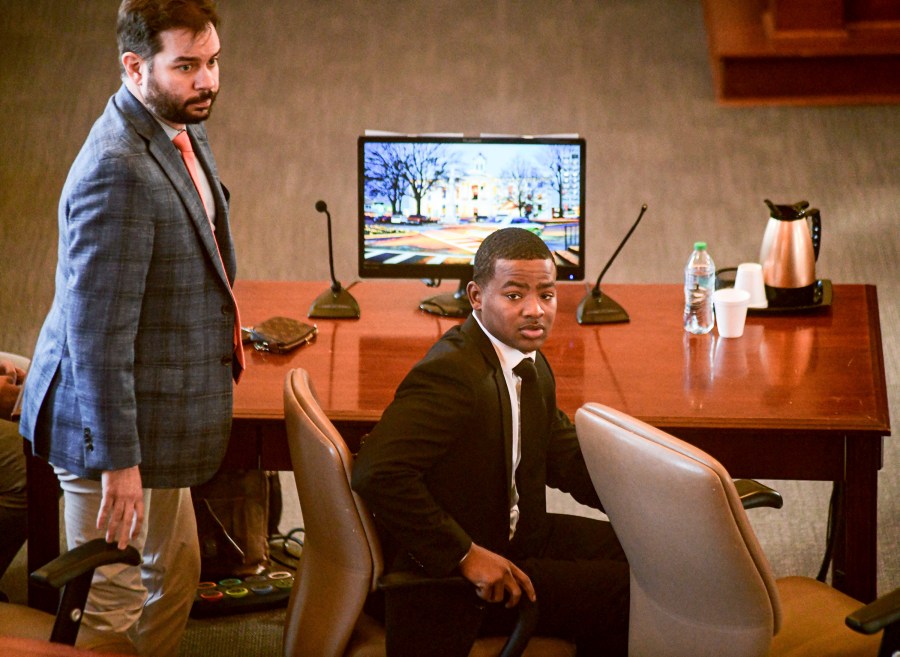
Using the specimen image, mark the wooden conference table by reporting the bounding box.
[26,280,890,610]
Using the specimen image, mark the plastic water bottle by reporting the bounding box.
[683,242,715,334]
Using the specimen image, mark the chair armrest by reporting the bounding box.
[30,538,141,645]
[734,479,783,510]
[31,538,141,589]
[377,572,538,657]
[845,587,900,635]
[378,571,471,591]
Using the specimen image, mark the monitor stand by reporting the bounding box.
[418,279,472,318]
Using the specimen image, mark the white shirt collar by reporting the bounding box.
[159,121,182,141]
[471,311,535,374]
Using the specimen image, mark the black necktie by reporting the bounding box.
[513,357,542,462]
[511,357,543,539]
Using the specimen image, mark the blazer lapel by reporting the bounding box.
[496,364,514,505]
[462,317,516,500]
[191,126,236,283]
[115,85,233,293]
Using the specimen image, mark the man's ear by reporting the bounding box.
[466,280,483,311]
[121,52,145,85]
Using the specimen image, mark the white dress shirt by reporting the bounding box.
[471,311,535,539]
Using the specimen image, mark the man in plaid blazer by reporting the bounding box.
[18,2,240,654]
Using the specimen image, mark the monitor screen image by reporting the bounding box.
[358,135,586,287]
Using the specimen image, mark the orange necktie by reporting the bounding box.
[173,130,245,382]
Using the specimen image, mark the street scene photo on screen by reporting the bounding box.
[358,137,585,281]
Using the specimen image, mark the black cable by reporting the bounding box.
[817,482,844,582]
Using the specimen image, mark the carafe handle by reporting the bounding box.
[808,208,822,261]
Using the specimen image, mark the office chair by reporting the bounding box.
[573,402,899,657]
[282,368,576,657]
[0,538,141,653]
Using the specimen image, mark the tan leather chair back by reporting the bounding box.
[283,368,384,657]
[574,403,782,657]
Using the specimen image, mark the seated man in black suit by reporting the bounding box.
[352,227,629,656]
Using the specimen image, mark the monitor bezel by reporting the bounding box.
[357,134,586,283]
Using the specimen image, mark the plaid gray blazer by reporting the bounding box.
[19,84,240,488]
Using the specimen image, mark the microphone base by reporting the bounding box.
[418,292,472,318]
[576,292,630,325]
[308,286,361,319]
[418,278,472,317]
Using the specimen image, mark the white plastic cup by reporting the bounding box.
[713,288,751,338]
[734,262,768,309]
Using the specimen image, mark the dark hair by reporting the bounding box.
[117,0,219,74]
[472,227,553,285]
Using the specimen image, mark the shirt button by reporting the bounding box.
[221,304,231,315]
[221,355,232,366]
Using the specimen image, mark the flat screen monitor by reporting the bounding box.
[358,135,586,316]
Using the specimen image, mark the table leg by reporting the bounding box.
[25,444,60,612]
[831,435,882,603]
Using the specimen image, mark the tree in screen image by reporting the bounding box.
[503,156,540,218]
[365,143,456,218]
[364,142,408,216]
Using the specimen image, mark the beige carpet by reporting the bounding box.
[0,1,897,655]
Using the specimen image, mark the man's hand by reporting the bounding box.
[98,466,144,549]
[458,543,536,608]
[0,360,25,420]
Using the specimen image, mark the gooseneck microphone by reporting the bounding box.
[576,203,648,325]
[308,200,361,319]
[315,200,341,294]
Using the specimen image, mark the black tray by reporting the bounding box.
[715,269,832,315]
[747,279,832,315]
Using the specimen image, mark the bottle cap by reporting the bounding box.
[694,241,707,250]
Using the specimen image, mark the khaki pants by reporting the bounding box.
[55,468,200,657]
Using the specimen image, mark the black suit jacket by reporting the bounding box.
[351,315,602,578]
